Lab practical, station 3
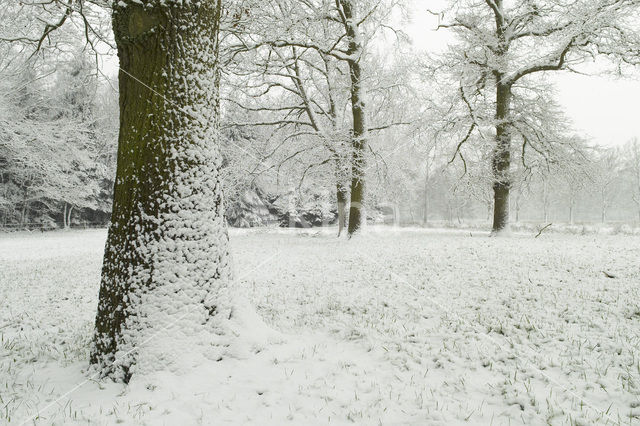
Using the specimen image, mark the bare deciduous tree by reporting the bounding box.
[432,0,640,233]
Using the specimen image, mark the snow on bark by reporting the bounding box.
[90,0,277,382]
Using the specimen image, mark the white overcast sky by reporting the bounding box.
[403,1,640,148]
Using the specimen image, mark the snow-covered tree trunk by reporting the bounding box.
[491,79,512,233]
[423,170,429,226]
[629,140,640,223]
[20,189,29,227]
[569,196,575,225]
[336,175,348,237]
[67,205,74,228]
[91,0,235,381]
[342,0,368,237]
[346,62,367,236]
[542,179,550,223]
[63,203,68,228]
[512,186,522,224]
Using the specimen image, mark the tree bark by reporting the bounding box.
[423,184,429,226]
[20,187,29,227]
[568,194,575,225]
[423,159,429,226]
[345,62,366,236]
[491,81,512,233]
[336,179,348,237]
[67,205,74,228]
[542,179,550,223]
[91,0,231,382]
[63,202,68,228]
[514,189,521,224]
[338,0,368,237]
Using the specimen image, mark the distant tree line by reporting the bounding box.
[0,46,118,229]
[2,46,640,230]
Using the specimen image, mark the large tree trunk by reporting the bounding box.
[340,0,367,237]
[491,81,512,233]
[91,0,232,382]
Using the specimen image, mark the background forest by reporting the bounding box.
[1,0,640,232]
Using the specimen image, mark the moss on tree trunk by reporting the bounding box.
[91,0,230,382]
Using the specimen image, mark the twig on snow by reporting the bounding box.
[534,223,552,238]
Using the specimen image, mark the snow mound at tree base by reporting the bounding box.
[120,295,285,379]
[489,226,513,237]
[116,333,415,425]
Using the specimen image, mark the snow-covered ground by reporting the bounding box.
[1,227,640,425]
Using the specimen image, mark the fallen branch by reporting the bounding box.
[534,223,552,238]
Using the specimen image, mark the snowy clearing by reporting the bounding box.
[1,227,640,425]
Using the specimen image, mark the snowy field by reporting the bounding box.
[1,227,640,425]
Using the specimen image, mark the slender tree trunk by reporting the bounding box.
[63,203,68,228]
[336,180,348,237]
[423,188,429,226]
[20,185,30,227]
[569,194,575,225]
[514,189,521,224]
[334,157,348,237]
[569,205,574,225]
[340,0,367,237]
[491,81,512,233]
[636,186,640,224]
[67,205,74,228]
[91,0,231,382]
[393,202,400,227]
[633,142,640,224]
[542,179,549,222]
[346,87,366,237]
[21,198,29,227]
[20,204,27,227]
[423,161,429,226]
